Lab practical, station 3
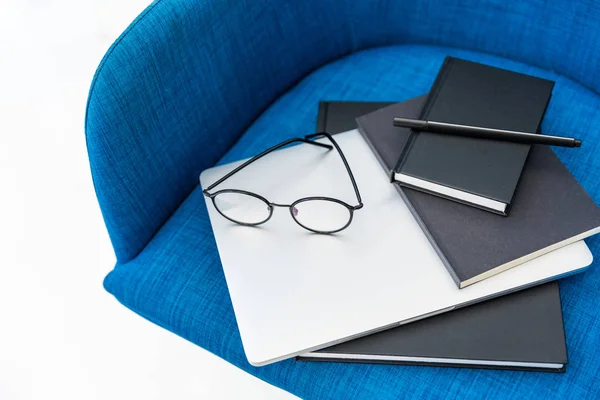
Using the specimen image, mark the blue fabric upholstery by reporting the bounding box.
[87,1,600,398]
[86,0,600,262]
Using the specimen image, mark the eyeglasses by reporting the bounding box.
[202,132,363,234]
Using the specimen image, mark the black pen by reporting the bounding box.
[393,117,582,148]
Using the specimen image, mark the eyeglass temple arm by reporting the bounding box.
[203,138,332,194]
[305,132,363,209]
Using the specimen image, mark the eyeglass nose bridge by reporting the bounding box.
[269,202,300,218]
[268,202,293,208]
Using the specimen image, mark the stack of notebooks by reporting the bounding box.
[200,56,600,372]
[297,57,600,371]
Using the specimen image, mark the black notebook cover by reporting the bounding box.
[300,282,566,371]
[393,57,555,215]
[298,101,568,371]
[358,97,600,288]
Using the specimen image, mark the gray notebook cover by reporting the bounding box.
[358,96,600,288]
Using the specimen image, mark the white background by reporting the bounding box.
[0,1,296,399]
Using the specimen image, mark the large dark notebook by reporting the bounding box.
[358,97,600,288]
[392,57,555,215]
[300,282,567,372]
[298,101,568,371]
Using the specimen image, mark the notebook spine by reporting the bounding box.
[394,56,454,174]
[392,184,461,287]
[357,123,394,180]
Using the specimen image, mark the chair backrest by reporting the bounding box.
[86,0,600,262]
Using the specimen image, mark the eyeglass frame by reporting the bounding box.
[202,132,363,234]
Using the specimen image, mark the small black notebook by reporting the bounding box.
[299,100,568,371]
[392,57,555,215]
[358,97,600,288]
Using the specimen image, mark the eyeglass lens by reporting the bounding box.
[213,192,271,225]
[291,199,351,233]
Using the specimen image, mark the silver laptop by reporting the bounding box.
[199,130,592,366]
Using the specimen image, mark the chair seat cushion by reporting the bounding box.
[104,45,600,399]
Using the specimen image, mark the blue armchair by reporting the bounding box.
[86,0,600,398]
